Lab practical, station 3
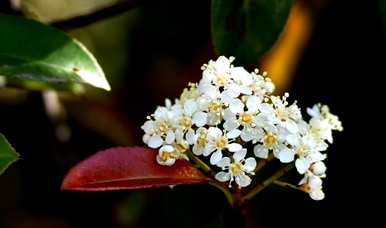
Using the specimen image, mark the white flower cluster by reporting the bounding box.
[142,56,342,200]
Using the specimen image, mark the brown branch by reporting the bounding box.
[242,163,294,202]
[51,0,141,30]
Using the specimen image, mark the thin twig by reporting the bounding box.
[273,180,306,192]
[242,163,294,201]
[51,0,141,30]
[186,150,215,176]
[209,180,234,207]
[185,150,234,206]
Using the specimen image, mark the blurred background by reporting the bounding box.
[0,0,384,227]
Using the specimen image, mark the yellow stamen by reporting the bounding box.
[208,101,222,113]
[263,133,278,147]
[214,136,228,150]
[239,112,253,125]
[215,74,228,86]
[180,116,192,129]
[230,163,243,175]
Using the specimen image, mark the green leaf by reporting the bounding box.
[0,133,20,175]
[211,0,293,65]
[0,15,110,91]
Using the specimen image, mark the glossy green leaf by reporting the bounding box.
[0,15,110,91]
[211,0,293,65]
[0,133,20,175]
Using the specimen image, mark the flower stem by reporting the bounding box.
[242,163,294,202]
[185,151,234,206]
[186,150,215,176]
[273,180,306,192]
[209,180,234,207]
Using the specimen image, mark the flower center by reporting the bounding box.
[197,132,207,146]
[239,112,253,125]
[214,136,228,150]
[175,141,189,153]
[179,116,192,129]
[263,133,278,147]
[208,100,222,113]
[276,108,289,121]
[230,162,243,175]
[157,121,170,135]
[296,145,309,156]
[215,74,228,87]
[160,151,178,161]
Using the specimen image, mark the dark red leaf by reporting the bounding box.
[61,147,209,191]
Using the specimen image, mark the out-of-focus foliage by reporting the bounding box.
[69,9,138,89]
[0,16,110,91]
[260,1,312,92]
[0,133,19,175]
[211,0,293,65]
[19,0,120,22]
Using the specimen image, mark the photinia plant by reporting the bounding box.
[62,56,342,207]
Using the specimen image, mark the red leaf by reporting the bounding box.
[61,147,210,191]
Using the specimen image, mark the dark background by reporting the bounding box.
[0,0,383,227]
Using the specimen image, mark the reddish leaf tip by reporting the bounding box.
[61,146,209,191]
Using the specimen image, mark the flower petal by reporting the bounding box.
[277,148,295,163]
[226,129,241,139]
[185,129,196,145]
[243,157,257,172]
[208,127,222,137]
[227,143,242,152]
[246,96,261,112]
[235,173,251,187]
[148,135,163,148]
[308,175,322,190]
[210,150,223,165]
[233,149,247,162]
[215,171,231,182]
[311,161,326,176]
[184,99,197,116]
[203,146,214,156]
[217,157,231,168]
[254,144,269,159]
[295,158,310,174]
[229,98,244,114]
[192,111,207,127]
[156,155,176,166]
[224,119,239,131]
[192,144,203,155]
[165,130,175,144]
[309,189,325,201]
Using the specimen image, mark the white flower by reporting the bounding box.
[299,172,325,200]
[191,127,209,155]
[204,127,243,165]
[290,133,327,174]
[223,95,264,143]
[307,104,343,143]
[141,56,342,198]
[201,56,234,88]
[215,149,256,188]
[310,161,327,176]
[156,145,179,166]
[141,103,180,149]
[309,188,325,200]
[253,126,295,163]
[266,94,302,133]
